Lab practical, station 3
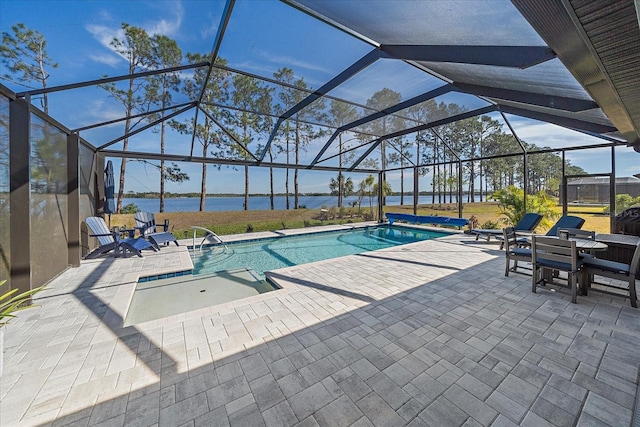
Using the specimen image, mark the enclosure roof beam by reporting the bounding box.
[380,45,556,68]
[100,149,379,173]
[73,102,196,133]
[316,138,377,167]
[567,128,626,144]
[258,49,387,163]
[197,105,259,162]
[348,140,382,172]
[499,111,527,153]
[191,0,235,158]
[385,139,416,167]
[202,101,380,139]
[382,105,497,141]
[385,139,625,172]
[430,129,461,161]
[347,105,496,171]
[452,82,599,112]
[499,105,618,134]
[308,84,454,167]
[97,104,194,150]
[16,62,209,97]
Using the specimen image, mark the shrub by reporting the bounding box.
[120,203,140,214]
[246,224,254,233]
[328,206,338,219]
[603,194,640,213]
[480,220,500,229]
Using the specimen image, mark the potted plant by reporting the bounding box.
[0,281,45,376]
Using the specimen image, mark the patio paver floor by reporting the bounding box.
[1,228,639,426]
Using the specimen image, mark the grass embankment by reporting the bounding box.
[109,209,362,239]
[109,202,612,238]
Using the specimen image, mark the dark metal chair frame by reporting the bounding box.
[503,226,532,276]
[531,235,582,304]
[580,241,640,308]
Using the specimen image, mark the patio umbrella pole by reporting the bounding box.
[104,160,116,229]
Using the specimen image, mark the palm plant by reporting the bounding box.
[329,173,354,207]
[491,186,558,229]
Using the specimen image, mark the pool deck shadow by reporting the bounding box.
[266,271,376,303]
[2,228,640,426]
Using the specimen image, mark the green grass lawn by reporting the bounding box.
[108,201,615,237]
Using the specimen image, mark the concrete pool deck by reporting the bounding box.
[2,224,639,426]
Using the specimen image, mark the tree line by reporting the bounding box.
[1,23,587,214]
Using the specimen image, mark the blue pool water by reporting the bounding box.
[191,225,449,277]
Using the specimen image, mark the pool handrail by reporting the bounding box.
[191,226,228,251]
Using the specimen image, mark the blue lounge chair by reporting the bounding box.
[134,212,179,249]
[514,215,585,248]
[386,213,469,229]
[472,213,543,243]
[84,216,156,259]
[545,215,585,237]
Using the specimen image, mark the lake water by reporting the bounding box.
[123,194,480,212]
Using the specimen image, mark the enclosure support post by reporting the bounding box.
[68,133,81,267]
[561,151,567,216]
[523,152,528,213]
[9,98,32,295]
[95,153,105,216]
[413,166,418,215]
[610,146,616,232]
[378,171,384,223]
[458,160,463,219]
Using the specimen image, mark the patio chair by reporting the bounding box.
[531,234,583,304]
[84,216,156,259]
[580,240,640,308]
[503,226,532,276]
[134,212,179,250]
[516,215,586,248]
[472,213,543,244]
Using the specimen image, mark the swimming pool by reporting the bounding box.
[126,225,448,325]
[191,225,449,277]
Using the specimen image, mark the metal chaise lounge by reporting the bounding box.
[84,216,156,259]
[471,213,543,243]
[134,212,179,250]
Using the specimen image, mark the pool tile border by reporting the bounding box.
[138,269,193,283]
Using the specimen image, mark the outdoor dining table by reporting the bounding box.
[525,235,608,253]
[571,238,608,254]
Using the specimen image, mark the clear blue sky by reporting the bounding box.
[2,0,638,195]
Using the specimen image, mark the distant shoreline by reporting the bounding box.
[125,192,479,199]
